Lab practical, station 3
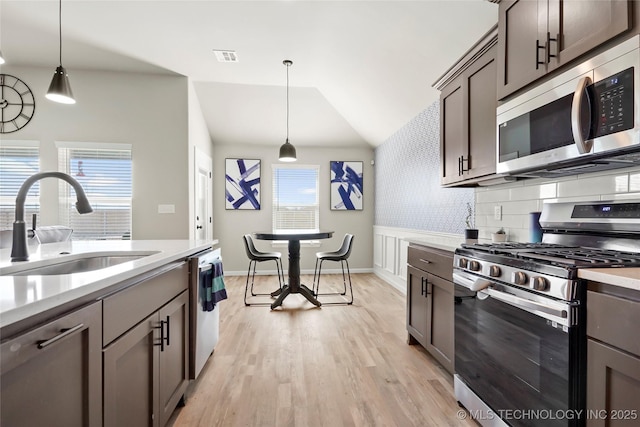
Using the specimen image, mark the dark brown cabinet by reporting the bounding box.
[406,244,454,374]
[497,0,631,99]
[103,262,189,427]
[437,27,498,187]
[586,285,640,426]
[0,301,102,426]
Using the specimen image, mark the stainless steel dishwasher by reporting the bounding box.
[189,247,221,379]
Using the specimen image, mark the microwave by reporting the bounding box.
[496,35,640,177]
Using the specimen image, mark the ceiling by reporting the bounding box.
[1,1,498,148]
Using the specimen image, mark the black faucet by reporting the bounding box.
[11,172,93,262]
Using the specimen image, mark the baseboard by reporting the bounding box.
[373,268,406,294]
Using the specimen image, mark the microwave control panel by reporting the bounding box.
[592,67,634,138]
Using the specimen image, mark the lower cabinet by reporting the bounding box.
[104,287,189,427]
[406,244,454,374]
[0,301,102,426]
[586,286,640,426]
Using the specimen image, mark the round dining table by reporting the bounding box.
[253,230,334,309]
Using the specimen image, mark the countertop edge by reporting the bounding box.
[578,268,640,292]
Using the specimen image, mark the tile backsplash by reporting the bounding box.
[476,167,640,243]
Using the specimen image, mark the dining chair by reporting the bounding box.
[312,234,354,305]
[242,234,284,306]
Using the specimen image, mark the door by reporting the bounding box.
[406,265,429,348]
[194,147,213,241]
[440,78,465,185]
[104,312,160,427]
[158,291,189,427]
[425,274,454,374]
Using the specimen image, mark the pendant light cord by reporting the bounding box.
[58,0,63,65]
[286,61,290,142]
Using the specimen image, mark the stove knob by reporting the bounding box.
[458,258,468,268]
[532,277,549,291]
[489,265,502,277]
[513,271,528,286]
[469,260,481,271]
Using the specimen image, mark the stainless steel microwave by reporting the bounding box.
[496,35,640,177]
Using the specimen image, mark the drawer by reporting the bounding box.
[587,290,640,356]
[407,244,453,281]
[103,262,187,346]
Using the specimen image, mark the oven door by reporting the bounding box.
[453,270,585,427]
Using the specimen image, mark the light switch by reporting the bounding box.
[158,204,175,214]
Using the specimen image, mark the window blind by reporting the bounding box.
[272,165,319,232]
[0,145,40,230]
[58,145,132,240]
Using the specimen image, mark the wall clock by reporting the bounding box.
[0,74,36,134]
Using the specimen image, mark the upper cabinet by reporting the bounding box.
[497,0,632,99]
[436,26,499,187]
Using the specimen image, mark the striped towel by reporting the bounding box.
[200,258,227,312]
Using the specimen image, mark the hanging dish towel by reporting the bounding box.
[200,258,227,312]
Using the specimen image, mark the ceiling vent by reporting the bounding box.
[213,50,238,63]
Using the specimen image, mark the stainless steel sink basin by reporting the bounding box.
[1,251,159,276]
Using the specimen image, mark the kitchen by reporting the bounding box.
[1,1,640,426]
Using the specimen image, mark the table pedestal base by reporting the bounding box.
[271,284,321,309]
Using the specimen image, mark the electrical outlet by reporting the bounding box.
[494,205,502,220]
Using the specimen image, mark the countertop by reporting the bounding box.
[405,238,462,253]
[0,239,217,331]
[578,268,640,292]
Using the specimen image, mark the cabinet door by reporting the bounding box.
[425,275,454,374]
[440,77,465,185]
[587,339,640,427]
[0,302,102,427]
[497,0,547,99]
[465,44,498,181]
[158,291,190,427]
[406,265,429,348]
[548,0,631,71]
[104,313,160,427]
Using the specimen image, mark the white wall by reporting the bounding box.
[1,65,190,239]
[475,166,640,242]
[212,144,375,274]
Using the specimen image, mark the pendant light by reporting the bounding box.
[278,59,297,162]
[46,0,75,104]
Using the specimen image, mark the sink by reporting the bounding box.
[1,251,159,276]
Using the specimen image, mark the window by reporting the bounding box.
[272,164,319,233]
[58,142,132,240]
[0,143,40,230]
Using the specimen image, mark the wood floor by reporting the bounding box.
[169,273,475,427]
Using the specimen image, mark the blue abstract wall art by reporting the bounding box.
[225,158,261,210]
[330,161,363,210]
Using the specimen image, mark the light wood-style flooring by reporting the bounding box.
[170,273,474,427]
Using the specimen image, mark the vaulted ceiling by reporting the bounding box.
[1,1,498,148]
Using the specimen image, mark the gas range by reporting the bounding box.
[454,200,640,302]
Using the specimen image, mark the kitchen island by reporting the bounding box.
[0,239,217,427]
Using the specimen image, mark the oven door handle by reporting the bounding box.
[481,288,568,319]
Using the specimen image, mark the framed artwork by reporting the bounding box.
[330,161,363,210]
[225,158,261,210]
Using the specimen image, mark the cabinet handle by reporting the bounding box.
[535,39,546,69]
[460,156,469,173]
[37,323,84,349]
[546,32,557,62]
[164,316,170,347]
[418,258,431,264]
[155,321,166,352]
[421,277,431,297]
[458,156,462,176]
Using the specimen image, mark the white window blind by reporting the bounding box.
[58,144,132,240]
[0,144,40,230]
[272,164,319,232]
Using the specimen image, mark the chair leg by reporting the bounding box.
[316,259,324,296]
[274,258,284,289]
[345,259,353,304]
[339,260,347,295]
[244,260,255,306]
[250,260,259,296]
[312,258,320,295]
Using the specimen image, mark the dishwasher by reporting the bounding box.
[188,247,221,379]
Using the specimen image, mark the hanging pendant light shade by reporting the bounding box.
[279,59,296,162]
[46,0,75,104]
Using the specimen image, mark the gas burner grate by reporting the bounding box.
[518,248,640,266]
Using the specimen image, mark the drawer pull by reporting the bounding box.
[418,259,431,264]
[37,323,84,349]
[164,316,170,347]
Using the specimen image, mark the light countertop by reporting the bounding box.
[578,268,640,292]
[405,238,462,253]
[0,239,217,330]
